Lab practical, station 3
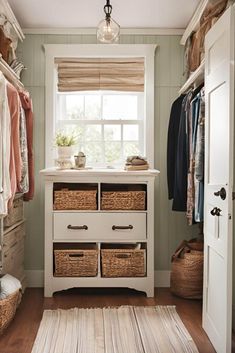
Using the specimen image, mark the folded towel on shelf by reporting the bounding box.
[125,155,149,171]
[125,164,149,171]
[0,274,21,299]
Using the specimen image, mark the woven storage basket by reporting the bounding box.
[54,189,97,210]
[101,191,146,210]
[4,197,23,228]
[170,239,203,299]
[101,245,146,277]
[54,246,98,277]
[0,290,22,335]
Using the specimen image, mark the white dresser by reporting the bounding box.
[41,168,159,297]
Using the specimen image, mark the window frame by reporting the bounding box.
[44,44,157,168]
[56,90,145,167]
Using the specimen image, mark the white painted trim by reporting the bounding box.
[0,0,25,41]
[232,306,235,330]
[44,44,157,169]
[25,270,170,288]
[180,0,209,45]
[23,27,184,36]
[25,270,44,287]
[178,59,205,95]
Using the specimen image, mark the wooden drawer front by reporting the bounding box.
[4,197,23,228]
[53,213,146,241]
[3,243,24,273]
[3,224,25,251]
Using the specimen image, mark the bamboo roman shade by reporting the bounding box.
[55,58,145,92]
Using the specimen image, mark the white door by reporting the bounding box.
[203,6,234,353]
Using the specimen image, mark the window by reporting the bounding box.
[56,91,144,167]
[44,44,156,168]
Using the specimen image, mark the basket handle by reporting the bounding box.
[67,225,88,230]
[171,240,190,262]
[112,225,133,230]
[69,253,84,259]
[115,253,132,258]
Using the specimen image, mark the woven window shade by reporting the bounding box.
[55,58,145,92]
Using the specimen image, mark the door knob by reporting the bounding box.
[210,207,222,216]
[214,187,226,200]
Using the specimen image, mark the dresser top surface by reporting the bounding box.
[40,167,160,178]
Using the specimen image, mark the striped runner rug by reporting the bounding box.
[31,306,199,353]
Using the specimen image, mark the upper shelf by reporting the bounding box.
[0,54,24,90]
[0,0,25,42]
[178,59,205,95]
[180,0,209,45]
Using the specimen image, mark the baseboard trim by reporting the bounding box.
[25,270,171,288]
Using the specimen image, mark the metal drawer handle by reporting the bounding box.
[67,225,88,230]
[112,225,133,230]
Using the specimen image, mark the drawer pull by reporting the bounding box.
[112,225,133,231]
[67,225,88,230]
[69,254,84,259]
[115,253,131,258]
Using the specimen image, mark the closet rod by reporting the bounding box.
[0,54,24,90]
[179,59,205,95]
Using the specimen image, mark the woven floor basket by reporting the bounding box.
[54,189,97,210]
[0,290,22,335]
[101,191,146,210]
[54,248,98,277]
[170,239,203,299]
[101,248,146,277]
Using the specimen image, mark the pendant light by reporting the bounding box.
[97,0,120,43]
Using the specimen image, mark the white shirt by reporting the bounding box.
[0,72,12,215]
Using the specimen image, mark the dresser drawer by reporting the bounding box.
[53,213,146,241]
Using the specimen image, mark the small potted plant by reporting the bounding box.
[55,131,77,159]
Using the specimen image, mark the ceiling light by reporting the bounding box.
[97,0,120,43]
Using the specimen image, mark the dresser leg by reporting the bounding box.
[44,287,53,298]
[146,287,155,298]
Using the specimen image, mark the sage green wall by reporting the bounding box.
[17,34,197,272]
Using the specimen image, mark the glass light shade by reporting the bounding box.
[97,18,120,43]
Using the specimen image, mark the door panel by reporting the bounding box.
[208,83,229,185]
[203,6,234,353]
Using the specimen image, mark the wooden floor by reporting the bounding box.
[0,287,234,353]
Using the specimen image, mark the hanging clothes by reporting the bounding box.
[167,84,205,223]
[186,92,202,224]
[19,91,34,201]
[19,102,29,194]
[7,81,22,206]
[167,94,185,200]
[172,91,192,212]
[194,89,205,222]
[0,72,11,215]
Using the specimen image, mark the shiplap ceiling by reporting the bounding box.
[8,0,200,29]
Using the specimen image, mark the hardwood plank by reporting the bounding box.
[0,288,221,353]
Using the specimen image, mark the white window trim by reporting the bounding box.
[44,44,157,168]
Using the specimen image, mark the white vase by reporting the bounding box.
[57,146,73,159]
